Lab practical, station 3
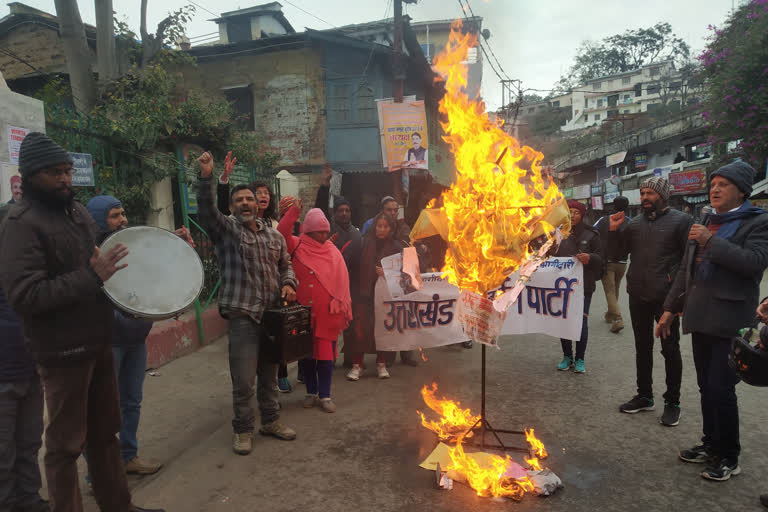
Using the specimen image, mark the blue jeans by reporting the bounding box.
[112,344,147,463]
[299,359,334,399]
[560,294,592,361]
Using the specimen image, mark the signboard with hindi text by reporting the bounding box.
[374,257,584,350]
[669,168,707,195]
[7,125,28,165]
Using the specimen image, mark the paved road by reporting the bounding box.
[58,279,768,512]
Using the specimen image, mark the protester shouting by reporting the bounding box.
[197,151,298,456]
[277,206,352,412]
[216,151,276,227]
[0,132,163,512]
[347,213,406,380]
[608,176,692,426]
[556,200,603,373]
[658,161,768,481]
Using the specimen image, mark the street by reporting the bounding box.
[61,280,768,512]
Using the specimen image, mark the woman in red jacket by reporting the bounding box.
[277,207,352,413]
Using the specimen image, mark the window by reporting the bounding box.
[356,86,375,122]
[594,114,601,121]
[223,86,254,130]
[584,98,588,108]
[623,94,630,101]
[646,102,660,112]
[226,17,252,43]
[646,83,661,95]
[329,84,351,122]
[597,99,604,107]
[622,76,631,85]
[624,109,630,114]
[670,81,681,90]
[528,107,535,114]
[592,81,602,90]
[607,109,619,118]
[650,66,661,77]
[634,83,642,97]
[551,100,560,108]
[466,47,479,64]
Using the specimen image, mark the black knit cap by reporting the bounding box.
[18,132,73,178]
[711,160,756,198]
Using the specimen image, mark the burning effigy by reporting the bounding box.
[413,21,568,500]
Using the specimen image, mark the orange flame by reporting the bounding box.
[448,438,534,500]
[525,428,548,459]
[419,348,429,362]
[431,21,569,295]
[417,383,478,440]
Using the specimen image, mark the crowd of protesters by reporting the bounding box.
[2,131,768,511]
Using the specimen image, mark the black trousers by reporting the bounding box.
[692,333,740,461]
[628,298,682,404]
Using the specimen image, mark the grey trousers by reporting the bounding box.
[0,375,44,510]
[228,317,280,433]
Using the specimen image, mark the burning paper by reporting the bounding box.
[418,383,479,441]
[457,291,507,347]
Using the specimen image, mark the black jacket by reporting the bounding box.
[608,208,693,304]
[0,199,112,364]
[556,222,603,296]
[664,211,768,338]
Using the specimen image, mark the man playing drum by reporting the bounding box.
[0,132,163,512]
[196,151,298,455]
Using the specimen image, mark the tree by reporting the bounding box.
[54,0,97,112]
[557,22,691,87]
[95,0,117,81]
[55,0,194,113]
[700,0,768,171]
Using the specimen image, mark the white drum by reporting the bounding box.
[100,226,204,320]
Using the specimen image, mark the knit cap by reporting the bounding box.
[302,208,330,234]
[86,195,122,231]
[566,199,586,217]
[640,176,670,201]
[18,132,72,177]
[711,160,755,198]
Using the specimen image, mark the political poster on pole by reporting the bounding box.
[379,101,428,172]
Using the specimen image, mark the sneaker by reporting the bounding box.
[320,398,337,413]
[660,403,681,426]
[610,319,624,333]
[346,364,362,381]
[701,458,741,481]
[259,421,297,440]
[277,377,292,393]
[573,359,586,373]
[619,395,655,413]
[679,444,713,464]
[124,456,163,475]
[303,394,318,408]
[232,432,253,455]
[557,356,573,371]
[377,363,390,379]
[462,340,473,349]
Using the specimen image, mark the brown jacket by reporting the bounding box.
[0,198,112,364]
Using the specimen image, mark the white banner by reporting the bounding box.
[374,257,584,351]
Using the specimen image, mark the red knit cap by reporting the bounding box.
[567,199,586,217]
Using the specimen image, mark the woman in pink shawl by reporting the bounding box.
[277,206,352,413]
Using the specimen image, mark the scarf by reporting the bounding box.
[696,200,765,280]
[294,233,352,320]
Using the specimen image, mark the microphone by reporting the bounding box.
[700,205,713,226]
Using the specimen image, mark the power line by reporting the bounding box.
[281,0,337,29]
[187,0,218,18]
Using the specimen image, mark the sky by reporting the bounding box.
[3,0,738,111]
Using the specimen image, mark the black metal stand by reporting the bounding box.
[464,344,528,453]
